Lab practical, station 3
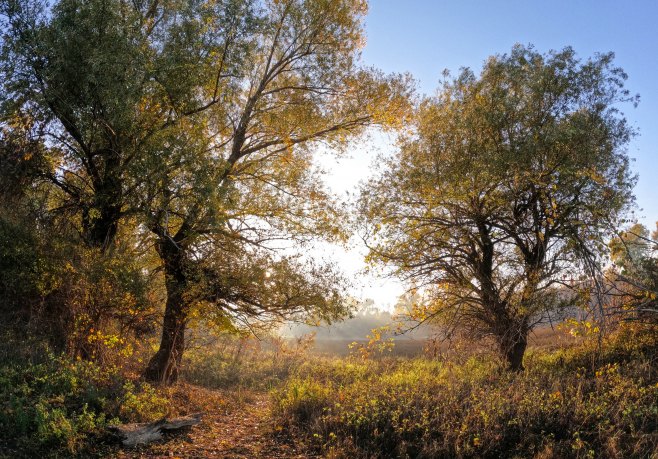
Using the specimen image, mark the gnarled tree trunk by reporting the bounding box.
[143,288,186,384]
[498,328,528,372]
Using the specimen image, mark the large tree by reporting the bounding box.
[141,0,411,383]
[0,0,260,356]
[360,45,636,370]
[2,0,411,382]
[1,0,254,250]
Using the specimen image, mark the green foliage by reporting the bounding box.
[0,210,157,357]
[273,330,658,458]
[0,212,49,306]
[117,381,169,423]
[0,357,109,454]
[359,45,637,370]
[0,336,170,456]
[274,377,332,424]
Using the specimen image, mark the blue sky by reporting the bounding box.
[325,1,658,310]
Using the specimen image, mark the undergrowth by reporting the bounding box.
[184,335,313,390]
[272,327,658,459]
[2,327,656,458]
[0,334,170,458]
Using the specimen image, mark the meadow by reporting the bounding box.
[0,322,655,458]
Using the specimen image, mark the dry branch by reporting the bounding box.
[109,413,203,447]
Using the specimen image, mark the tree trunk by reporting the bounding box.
[143,289,186,384]
[83,151,124,251]
[109,413,203,447]
[500,331,527,372]
[144,237,188,384]
[82,201,121,250]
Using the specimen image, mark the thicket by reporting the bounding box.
[273,326,658,459]
[0,334,169,457]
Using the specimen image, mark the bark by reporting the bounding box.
[81,151,123,250]
[143,236,188,384]
[474,216,530,371]
[82,200,121,250]
[499,330,528,372]
[143,289,186,383]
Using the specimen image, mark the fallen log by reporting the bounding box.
[109,413,203,447]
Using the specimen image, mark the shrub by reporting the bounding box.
[0,338,171,457]
[273,330,658,458]
[273,377,332,424]
[116,381,170,423]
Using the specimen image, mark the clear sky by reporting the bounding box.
[323,1,658,310]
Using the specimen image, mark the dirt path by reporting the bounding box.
[111,388,315,459]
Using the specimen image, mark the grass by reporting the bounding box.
[183,334,315,391]
[272,326,658,459]
[0,326,655,458]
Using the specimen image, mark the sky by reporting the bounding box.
[322,0,658,311]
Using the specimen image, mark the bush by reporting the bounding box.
[118,381,169,423]
[274,377,332,423]
[0,337,171,457]
[273,331,658,458]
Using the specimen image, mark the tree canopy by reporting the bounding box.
[359,45,636,370]
[1,0,412,383]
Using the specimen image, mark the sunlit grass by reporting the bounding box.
[271,327,657,458]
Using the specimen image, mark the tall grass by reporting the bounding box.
[183,334,315,390]
[272,328,658,458]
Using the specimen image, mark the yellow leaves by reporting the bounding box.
[595,363,619,379]
[349,326,395,360]
[563,318,600,337]
[588,168,606,185]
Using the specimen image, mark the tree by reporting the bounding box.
[141,0,411,383]
[2,0,411,383]
[1,0,252,250]
[359,45,636,370]
[607,222,658,321]
[610,223,653,278]
[1,0,249,356]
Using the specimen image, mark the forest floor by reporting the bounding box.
[108,384,314,459]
